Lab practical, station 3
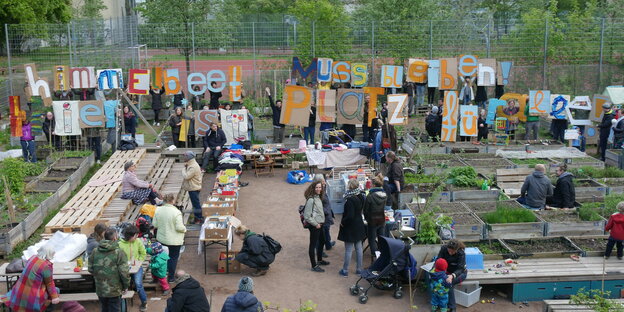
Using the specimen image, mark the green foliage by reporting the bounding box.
[404,172,442,184]
[482,206,537,224]
[510,158,551,167]
[579,194,624,218]
[570,288,624,312]
[578,205,604,221]
[0,158,46,195]
[465,240,509,255]
[50,150,93,161]
[73,0,107,19]
[570,166,624,179]
[416,211,440,244]
[448,166,482,187]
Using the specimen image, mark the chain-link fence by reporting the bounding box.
[2,16,624,113]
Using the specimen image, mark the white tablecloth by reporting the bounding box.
[306,148,367,169]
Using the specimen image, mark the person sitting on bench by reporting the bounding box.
[121,161,163,205]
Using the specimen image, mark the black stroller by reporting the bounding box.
[350,236,417,304]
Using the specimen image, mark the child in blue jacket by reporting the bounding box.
[149,242,171,295]
[430,258,452,312]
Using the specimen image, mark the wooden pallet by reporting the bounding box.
[101,153,163,225]
[496,168,533,197]
[45,149,146,233]
[121,157,175,223]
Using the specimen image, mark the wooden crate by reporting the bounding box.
[444,212,486,241]
[535,210,607,237]
[603,177,624,194]
[202,195,238,217]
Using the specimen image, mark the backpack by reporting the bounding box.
[298,204,310,229]
[261,233,282,254]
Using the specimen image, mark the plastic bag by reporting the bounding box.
[287,170,311,184]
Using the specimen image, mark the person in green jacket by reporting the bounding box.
[118,225,148,311]
[525,103,540,142]
[89,228,130,312]
[149,241,171,295]
[153,193,187,282]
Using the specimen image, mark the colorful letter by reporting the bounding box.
[439,58,457,90]
[428,60,440,88]
[458,55,478,78]
[332,61,351,83]
[591,94,610,122]
[406,59,428,83]
[128,69,150,95]
[363,87,384,126]
[317,58,333,82]
[229,66,242,102]
[460,105,478,136]
[351,63,368,87]
[336,88,364,125]
[497,61,513,85]
[53,65,70,91]
[280,85,313,126]
[187,73,207,96]
[380,65,403,88]
[441,91,459,142]
[9,96,24,137]
[207,70,226,93]
[163,69,181,94]
[79,100,105,128]
[195,110,220,136]
[24,63,52,105]
[528,90,551,116]
[151,67,164,88]
[292,57,317,81]
[387,94,408,125]
[70,67,96,89]
[477,59,496,86]
[316,89,337,123]
[97,69,124,90]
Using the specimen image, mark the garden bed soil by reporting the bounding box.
[567,236,609,256]
[599,178,624,186]
[457,153,499,159]
[52,157,85,169]
[502,237,582,258]
[418,182,444,192]
[575,179,604,187]
[463,158,513,167]
[535,210,582,222]
[443,212,480,225]
[464,240,512,258]
[29,180,66,193]
[46,170,74,178]
[424,202,469,214]
[464,201,498,213]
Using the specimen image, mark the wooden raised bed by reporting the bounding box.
[464,200,523,214]
[451,189,500,202]
[535,210,606,237]
[551,157,605,169]
[0,154,94,257]
[444,212,486,241]
[501,237,583,259]
[574,179,608,203]
[605,149,624,169]
[478,210,547,240]
[464,239,514,260]
[566,235,609,257]
[408,202,470,215]
[419,154,466,175]
[600,178,624,194]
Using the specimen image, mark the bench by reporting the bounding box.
[542,298,624,312]
[58,291,135,303]
[400,132,418,164]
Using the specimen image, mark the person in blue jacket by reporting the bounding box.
[221,277,263,312]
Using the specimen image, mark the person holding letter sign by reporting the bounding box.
[266,87,285,143]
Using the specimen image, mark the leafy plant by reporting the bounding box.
[482,206,537,224]
[578,206,604,222]
[50,150,93,161]
[416,211,440,244]
[448,166,482,188]
[509,158,551,168]
[581,194,624,218]
[571,166,624,179]
[570,288,624,312]
[404,172,442,184]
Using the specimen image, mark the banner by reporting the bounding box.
[280,85,313,126]
[195,110,220,136]
[387,94,408,125]
[459,105,478,137]
[53,101,81,136]
[441,91,459,142]
[336,88,364,125]
[220,109,248,145]
[528,90,551,116]
[316,89,336,123]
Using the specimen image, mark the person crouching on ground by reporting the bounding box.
[148,242,171,295]
[221,277,264,312]
[605,202,624,260]
[166,270,209,312]
[429,258,452,312]
[234,225,275,276]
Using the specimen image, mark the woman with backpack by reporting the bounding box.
[338,179,366,277]
[234,225,276,276]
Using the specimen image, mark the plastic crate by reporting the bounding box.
[465,247,484,270]
[327,179,345,201]
[454,281,481,308]
[329,199,345,214]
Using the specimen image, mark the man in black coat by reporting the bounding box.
[266,87,284,143]
[599,103,615,161]
[385,151,404,210]
[150,86,165,126]
[547,163,576,208]
[42,111,61,149]
[166,271,209,312]
[234,227,275,276]
[202,122,227,172]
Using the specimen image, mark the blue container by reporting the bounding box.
[395,209,415,228]
[464,247,484,270]
[329,199,345,214]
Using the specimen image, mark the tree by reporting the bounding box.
[289,0,351,63]
[0,0,72,55]
[73,0,107,19]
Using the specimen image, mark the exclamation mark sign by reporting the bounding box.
[500,61,513,85]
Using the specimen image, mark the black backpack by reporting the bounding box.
[425,114,438,134]
[261,233,282,254]
[298,204,310,229]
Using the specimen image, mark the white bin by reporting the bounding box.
[453,281,481,308]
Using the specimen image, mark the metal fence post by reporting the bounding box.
[252,22,257,97]
[5,24,13,95]
[371,21,375,86]
[191,22,196,73]
[312,21,315,58]
[599,17,605,90]
[68,23,73,68]
[109,18,113,68]
[429,20,433,59]
[486,22,491,58]
[542,19,548,90]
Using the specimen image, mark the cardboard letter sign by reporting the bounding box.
[317,58,333,82]
[458,55,478,78]
[528,90,551,116]
[70,67,97,89]
[79,100,105,128]
[428,60,440,88]
[281,85,313,126]
[439,58,457,90]
[351,63,368,87]
[24,63,52,105]
[129,69,150,95]
[292,57,317,81]
[591,94,610,122]
[477,59,496,86]
[363,87,384,126]
[332,61,351,83]
[406,59,428,83]
[195,110,220,136]
[151,67,164,88]
[9,96,24,137]
[229,66,242,102]
[53,65,70,91]
[97,69,124,90]
[441,91,459,142]
[387,94,408,125]
[460,105,478,137]
[316,89,336,123]
[53,101,81,136]
[381,65,403,88]
[336,88,364,125]
[163,69,181,94]
[550,94,571,120]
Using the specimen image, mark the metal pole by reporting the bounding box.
[68,23,73,68]
[311,21,315,58]
[191,22,196,72]
[5,24,13,95]
[486,23,491,58]
[542,20,549,90]
[252,22,257,98]
[109,18,113,68]
[371,21,375,86]
[599,17,605,90]
[429,20,433,59]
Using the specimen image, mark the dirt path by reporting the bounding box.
[80,168,540,312]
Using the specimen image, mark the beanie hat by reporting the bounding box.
[603,102,612,109]
[435,258,448,273]
[183,151,196,162]
[238,276,254,292]
[150,242,163,255]
[431,106,439,114]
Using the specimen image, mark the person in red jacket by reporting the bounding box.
[605,202,624,260]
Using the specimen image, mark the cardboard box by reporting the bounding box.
[202,205,236,217]
[204,217,230,239]
[217,251,241,273]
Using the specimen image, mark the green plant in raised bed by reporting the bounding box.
[578,205,605,221]
[482,206,537,224]
[465,241,508,255]
[50,150,93,161]
[0,158,46,196]
[448,166,482,187]
[570,288,624,312]
[404,172,443,184]
[570,166,624,179]
[416,211,441,244]
[509,158,550,168]
[581,194,624,218]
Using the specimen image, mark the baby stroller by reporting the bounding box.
[350,236,417,304]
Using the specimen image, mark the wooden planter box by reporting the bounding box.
[444,212,486,241]
[501,237,583,259]
[509,158,557,170]
[478,211,546,240]
[566,235,609,257]
[601,178,624,194]
[535,210,607,237]
[551,157,605,169]
[420,155,466,175]
[574,179,608,203]
[464,239,515,260]
[451,189,500,202]
[0,154,94,257]
[409,243,442,267]
[605,149,624,169]
[408,202,470,215]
